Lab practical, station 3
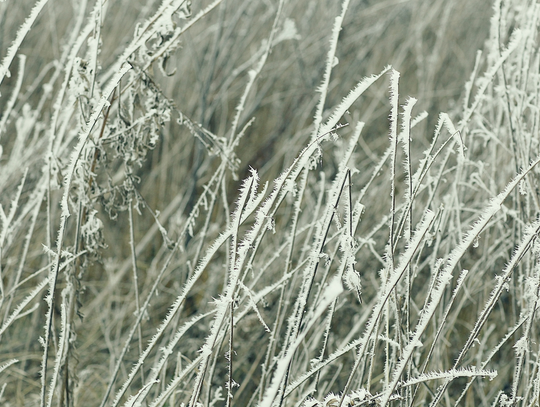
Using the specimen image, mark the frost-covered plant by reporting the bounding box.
[1,0,539,406]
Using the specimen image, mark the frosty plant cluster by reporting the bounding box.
[1,0,540,406]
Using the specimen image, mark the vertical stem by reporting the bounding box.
[128,203,145,384]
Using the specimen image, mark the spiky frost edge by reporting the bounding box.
[379,265,469,406]
[399,367,497,389]
[387,69,400,265]
[105,167,267,407]
[258,278,343,407]
[188,171,259,405]
[101,0,190,82]
[454,316,529,405]
[312,0,351,136]
[0,359,18,376]
[148,357,201,407]
[45,297,70,407]
[317,66,391,138]
[115,312,214,407]
[459,28,522,131]
[0,278,48,338]
[47,11,93,157]
[0,0,49,88]
[122,380,160,407]
[399,96,417,228]
[338,209,436,403]
[0,54,25,137]
[423,157,540,407]
[284,125,361,347]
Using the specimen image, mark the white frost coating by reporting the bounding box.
[238,281,271,332]
[103,171,240,407]
[462,50,483,113]
[456,218,540,357]
[418,161,540,407]
[437,113,464,157]
[388,70,400,252]
[392,211,435,283]
[487,0,503,65]
[0,0,49,88]
[126,0,223,84]
[0,54,25,138]
[226,134,333,303]
[324,276,345,300]
[459,28,522,131]
[111,312,213,407]
[241,168,263,220]
[0,277,48,337]
[317,66,391,139]
[454,316,528,406]
[189,171,258,405]
[59,62,132,220]
[98,47,387,406]
[149,357,201,407]
[380,266,470,406]
[285,336,362,396]
[102,0,189,82]
[339,209,436,400]
[0,359,18,375]
[122,380,160,407]
[444,157,540,290]
[45,20,94,159]
[438,112,456,135]
[343,265,362,299]
[400,97,417,143]
[514,336,529,354]
[411,111,428,128]
[258,278,343,407]
[312,0,350,136]
[284,126,361,345]
[399,368,497,389]
[408,112,463,208]
[400,97,416,224]
[388,69,400,145]
[46,299,70,407]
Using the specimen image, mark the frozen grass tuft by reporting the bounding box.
[1,0,540,406]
